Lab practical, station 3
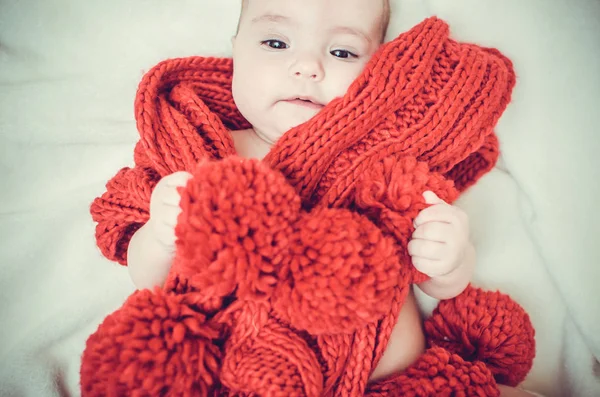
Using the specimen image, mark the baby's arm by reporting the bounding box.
[127,171,192,289]
[409,191,475,300]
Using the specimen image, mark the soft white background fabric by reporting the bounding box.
[1,1,598,396]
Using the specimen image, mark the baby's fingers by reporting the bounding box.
[160,186,186,207]
[165,171,193,188]
[411,257,453,277]
[158,205,183,226]
[407,239,445,261]
[414,204,464,228]
[148,216,178,250]
[153,171,193,206]
[412,222,452,243]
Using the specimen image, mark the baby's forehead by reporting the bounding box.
[241,0,385,38]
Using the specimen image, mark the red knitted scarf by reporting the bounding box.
[82,18,535,396]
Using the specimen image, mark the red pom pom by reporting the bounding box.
[424,286,536,386]
[80,288,221,397]
[174,157,301,299]
[272,208,400,334]
[355,157,457,221]
[366,346,500,397]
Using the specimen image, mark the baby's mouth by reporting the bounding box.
[282,96,325,110]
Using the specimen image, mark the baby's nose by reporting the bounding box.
[289,58,324,82]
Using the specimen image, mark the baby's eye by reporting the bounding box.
[331,49,358,59]
[261,40,289,50]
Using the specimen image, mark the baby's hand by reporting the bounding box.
[148,171,193,251]
[408,191,470,278]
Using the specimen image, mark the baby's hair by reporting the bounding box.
[237,0,391,43]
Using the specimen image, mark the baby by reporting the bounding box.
[125,0,533,394]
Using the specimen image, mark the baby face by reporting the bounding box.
[232,0,386,143]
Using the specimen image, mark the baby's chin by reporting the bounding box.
[252,104,325,143]
[278,109,323,133]
[258,120,312,144]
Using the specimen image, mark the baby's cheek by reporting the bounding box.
[325,62,369,102]
[232,69,265,119]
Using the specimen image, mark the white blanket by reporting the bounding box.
[1,1,598,396]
